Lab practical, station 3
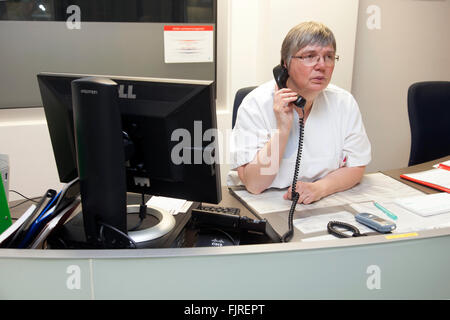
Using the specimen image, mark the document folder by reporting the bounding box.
[400,162,450,193]
[0,175,11,235]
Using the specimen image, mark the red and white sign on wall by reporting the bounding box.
[163,25,214,63]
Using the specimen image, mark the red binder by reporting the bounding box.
[438,163,450,171]
[400,162,450,193]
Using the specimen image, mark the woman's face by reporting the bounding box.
[286,44,336,97]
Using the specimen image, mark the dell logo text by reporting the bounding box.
[118,85,136,99]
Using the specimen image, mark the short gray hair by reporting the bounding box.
[281,21,336,67]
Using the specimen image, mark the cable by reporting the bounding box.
[128,193,148,231]
[9,198,36,209]
[327,221,368,238]
[282,109,305,242]
[8,190,40,209]
[9,190,40,203]
[128,218,143,232]
[99,222,137,249]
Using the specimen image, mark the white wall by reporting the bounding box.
[226,0,359,97]
[0,21,215,109]
[352,0,450,172]
[1,0,360,201]
[0,108,64,200]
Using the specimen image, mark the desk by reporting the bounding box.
[8,187,254,223]
[1,161,450,299]
[217,186,255,218]
[382,155,450,194]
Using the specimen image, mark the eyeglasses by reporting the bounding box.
[291,53,339,67]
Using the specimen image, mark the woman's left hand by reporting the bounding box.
[283,181,325,204]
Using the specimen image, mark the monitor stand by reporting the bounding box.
[127,204,176,244]
[47,203,191,249]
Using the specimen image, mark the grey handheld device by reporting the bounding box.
[355,212,396,233]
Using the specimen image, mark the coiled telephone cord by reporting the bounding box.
[282,112,304,242]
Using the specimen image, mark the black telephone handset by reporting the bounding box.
[273,65,306,108]
[273,64,305,242]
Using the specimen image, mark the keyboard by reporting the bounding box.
[193,205,240,216]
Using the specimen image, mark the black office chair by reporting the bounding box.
[407,81,450,166]
[232,86,257,128]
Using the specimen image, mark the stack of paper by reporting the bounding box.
[394,193,450,217]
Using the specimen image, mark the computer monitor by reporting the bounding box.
[37,72,221,248]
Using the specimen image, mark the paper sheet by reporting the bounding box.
[350,201,450,233]
[394,193,450,216]
[233,188,291,214]
[164,25,214,63]
[293,211,373,234]
[146,196,192,215]
[233,173,424,215]
[0,204,36,245]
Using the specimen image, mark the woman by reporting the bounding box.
[230,21,371,204]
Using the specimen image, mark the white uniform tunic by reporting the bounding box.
[229,80,371,189]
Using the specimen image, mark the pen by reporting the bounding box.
[373,202,398,220]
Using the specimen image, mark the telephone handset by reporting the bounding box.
[272,64,306,242]
[273,64,306,108]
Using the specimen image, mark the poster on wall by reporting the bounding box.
[163,25,214,63]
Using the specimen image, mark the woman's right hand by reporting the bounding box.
[273,84,299,134]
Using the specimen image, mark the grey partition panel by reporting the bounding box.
[0,21,215,108]
[1,232,450,299]
[0,257,93,299]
